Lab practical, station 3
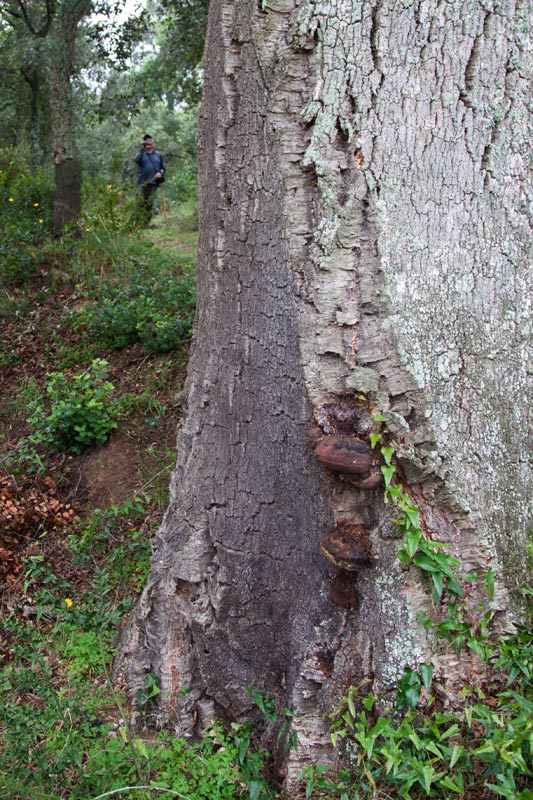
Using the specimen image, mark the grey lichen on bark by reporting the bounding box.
[117,0,532,789]
[281,2,532,778]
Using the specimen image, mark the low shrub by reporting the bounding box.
[27,359,117,454]
[81,176,139,233]
[0,158,53,285]
[78,270,195,353]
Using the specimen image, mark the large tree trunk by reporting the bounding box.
[117,0,532,786]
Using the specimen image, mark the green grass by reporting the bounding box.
[0,163,230,800]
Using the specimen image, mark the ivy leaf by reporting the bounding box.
[405,507,420,530]
[472,741,496,758]
[421,763,437,793]
[417,611,435,629]
[369,433,382,449]
[412,551,440,573]
[387,484,403,501]
[441,774,463,793]
[467,638,492,662]
[484,566,496,599]
[420,662,435,692]
[446,576,466,598]
[380,446,394,465]
[449,744,464,769]
[431,571,445,602]
[381,464,396,487]
[404,528,422,558]
[397,668,421,709]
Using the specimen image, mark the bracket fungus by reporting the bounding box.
[310,430,382,489]
[320,522,373,572]
[314,436,373,475]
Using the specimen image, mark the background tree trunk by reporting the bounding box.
[50,0,91,236]
[117,0,532,785]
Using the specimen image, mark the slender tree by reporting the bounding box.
[117,0,532,786]
[0,3,54,161]
[0,0,91,233]
[0,0,145,234]
[49,0,91,235]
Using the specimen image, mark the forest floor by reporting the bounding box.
[0,202,219,799]
[1,208,195,602]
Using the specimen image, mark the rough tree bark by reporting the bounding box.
[117,0,532,787]
[50,0,91,236]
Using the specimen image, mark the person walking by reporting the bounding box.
[134,134,166,227]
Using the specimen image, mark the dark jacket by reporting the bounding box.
[134,149,165,185]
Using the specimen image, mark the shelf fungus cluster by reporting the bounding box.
[320,521,374,611]
[310,396,382,609]
[313,435,382,490]
[320,522,373,572]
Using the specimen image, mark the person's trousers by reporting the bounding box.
[139,183,159,225]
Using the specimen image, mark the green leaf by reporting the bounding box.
[417,611,435,628]
[397,668,422,709]
[381,446,394,465]
[408,731,422,750]
[473,741,496,757]
[404,529,422,558]
[381,464,396,487]
[412,551,440,573]
[485,566,496,599]
[388,484,403,501]
[446,576,466,597]
[133,738,149,758]
[440,723,460,740]
[405,507,420,530]
[420,662,434,692]
[421,764,436,794]
[467,638,492,662]
[249,779,264,800]
[369,433,382,449]
[431,571,445,601]
[440,775,463,793]
[424,740,443,758]
[373,412,388,422]
[449,744,463,768]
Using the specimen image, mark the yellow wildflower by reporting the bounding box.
[8,198,14,202]
[34,202,40,207]
[65,598,73,608]
[38,219,44,224]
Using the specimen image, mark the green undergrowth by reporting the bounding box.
[0,158,54,287]
[1,160,196,474]
[0,490,271,799]
[0,498,257,800]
